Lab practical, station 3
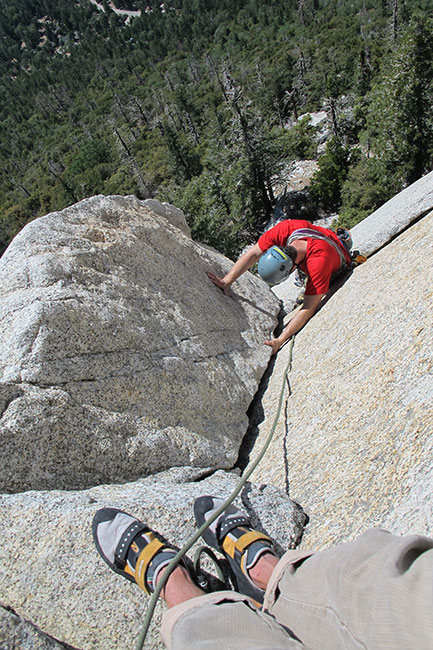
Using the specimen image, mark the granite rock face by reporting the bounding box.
[0,195,293,650]
[0,608,68,650]
[0,468,307,650]
[0,195,280,492]
[1,177,432,650]
[351,168,433,256]
[249,210,433,549]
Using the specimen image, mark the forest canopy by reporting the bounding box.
[1,0,432,257]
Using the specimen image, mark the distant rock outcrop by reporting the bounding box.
[351,168,433,255]
[0,195,280,492]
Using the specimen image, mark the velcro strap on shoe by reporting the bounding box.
[114,520,149,564]
[234,531,272,554]
[135,537,165,593]
[222,529,271,559]
[218,515,250,540]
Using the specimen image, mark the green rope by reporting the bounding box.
[134,335,296,650]
[193,545,227,587]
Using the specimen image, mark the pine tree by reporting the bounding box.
[366,17,433,193]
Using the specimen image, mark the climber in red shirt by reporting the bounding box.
[208,219,352,355]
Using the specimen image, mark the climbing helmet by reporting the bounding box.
[257,245,294,285]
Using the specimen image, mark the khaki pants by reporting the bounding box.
[161,529,433,650]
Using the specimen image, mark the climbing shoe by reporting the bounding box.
[92,507,179,594]
[193,496,276,605]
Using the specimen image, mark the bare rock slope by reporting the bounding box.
[1,179,432,649]
[0,196,307,650]
[249,208,433,549]
[351,168,433,255]
[0,468,306,650]
[0,195,280,492]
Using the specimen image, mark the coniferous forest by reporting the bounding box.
[1,0,432,258]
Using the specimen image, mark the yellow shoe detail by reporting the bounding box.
[234,531,272,554]
[135,538,164,593]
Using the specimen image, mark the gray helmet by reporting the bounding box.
[258,245,294,285]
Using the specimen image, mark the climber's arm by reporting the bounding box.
[264,293,325,355]
[207,243,263,293]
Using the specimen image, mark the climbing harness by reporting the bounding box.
[134,336,296,650]
[287,228,350,271]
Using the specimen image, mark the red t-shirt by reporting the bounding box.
[257,219,351,295]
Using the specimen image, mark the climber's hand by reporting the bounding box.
[264,338,282,356]
[207,271,231,294]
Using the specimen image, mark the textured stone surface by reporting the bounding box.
[1,178,432,650]
[0,608,68,650]
[351,169,433,256]
[0,468,306,650]
[0,195,279,492]
[248,210,433,550]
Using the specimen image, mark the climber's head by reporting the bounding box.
[258,245,297,286]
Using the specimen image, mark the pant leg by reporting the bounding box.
[264,528,433,650]
[161,590,306,650]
